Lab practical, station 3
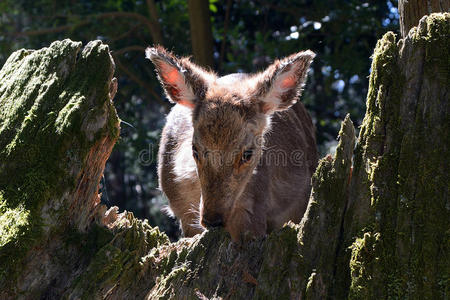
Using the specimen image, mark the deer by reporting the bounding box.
[146,46,318,242]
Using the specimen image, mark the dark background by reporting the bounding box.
[0,0,399,239]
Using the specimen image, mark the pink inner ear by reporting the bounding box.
[160,65,195,109]
[162,67,180,85]
[280,75,296,89]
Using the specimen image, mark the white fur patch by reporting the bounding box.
[173,136,198,182]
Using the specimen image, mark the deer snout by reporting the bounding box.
[201,212,224,228]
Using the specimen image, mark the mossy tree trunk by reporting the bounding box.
[335,13,449,299]
[0,13,448,300]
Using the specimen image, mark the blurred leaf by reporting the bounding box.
[209,4,217,13]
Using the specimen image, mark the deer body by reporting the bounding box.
[148,47,318,241]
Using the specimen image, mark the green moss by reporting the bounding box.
[348,232,381,299]
[305,272,321,300]
[107,101,120,140]
[345,13,449,300]
[156,263,190,299]
[67,214,170,298]
[346,31,405,299]
[254,223,304,299]
[395,14,449,299]
[0,39,120,289]
[342,29,403,299]
[0,193,30,247]
[412,13,449,87]
[359,31,402,160]
[64,224,114,258]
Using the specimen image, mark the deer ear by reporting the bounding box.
[146,46,212,109]
[255,50,315,114]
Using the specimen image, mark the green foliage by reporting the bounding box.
[0,0,399,237]
[0,192,30,248]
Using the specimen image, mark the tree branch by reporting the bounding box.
[109,24,143,43]
[12,11,163,44]
[13,22,89,37]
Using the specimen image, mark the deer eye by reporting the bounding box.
[192,145,199,160]
[241,149,253,164]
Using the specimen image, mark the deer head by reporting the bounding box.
[147,46,315,233]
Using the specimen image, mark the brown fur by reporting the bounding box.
[147,47,318,241]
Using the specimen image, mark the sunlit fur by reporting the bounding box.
[147,46,318,241]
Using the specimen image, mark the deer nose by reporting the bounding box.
[201,213,224,228]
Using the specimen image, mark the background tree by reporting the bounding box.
[0,0,399,238]
[187,0,214,67]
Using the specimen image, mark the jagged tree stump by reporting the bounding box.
[0,13,448,300]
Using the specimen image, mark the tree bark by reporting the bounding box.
[0,13,448,300]
[398,0,449,37]
[335,13,450,299]
[187,0,215,68]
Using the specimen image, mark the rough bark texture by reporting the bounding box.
[398,0,449,37]
[0,13,448,300]
[336,13,449,299]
